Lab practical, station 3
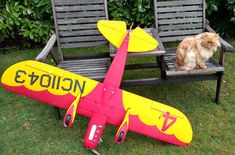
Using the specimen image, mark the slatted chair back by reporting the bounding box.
[154,0,205,43]
[52,0,109,56]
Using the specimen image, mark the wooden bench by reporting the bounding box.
[36,0,233,112]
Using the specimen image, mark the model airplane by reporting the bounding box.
[1,20,192,151]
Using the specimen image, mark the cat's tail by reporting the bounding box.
[175,42,193,70]
[175,48,185,69]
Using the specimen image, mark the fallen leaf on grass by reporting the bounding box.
[23,122,30,129]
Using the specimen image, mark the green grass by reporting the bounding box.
[0,41,235,155]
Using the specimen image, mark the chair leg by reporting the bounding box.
[156,55,167,79]
[54,107,61,120]
[215,72,223,104]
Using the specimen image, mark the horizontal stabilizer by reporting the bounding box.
[97,20,158,52]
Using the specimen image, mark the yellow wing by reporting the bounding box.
[97,20,127,48]
[122,91,193,145]
[97,20,158,52]
[128,27,158,52]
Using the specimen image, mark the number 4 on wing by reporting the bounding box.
[161,112,177,132]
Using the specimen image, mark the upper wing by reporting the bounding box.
[97,20,158,52]
[1,60,98,110]
[122,90,193,146]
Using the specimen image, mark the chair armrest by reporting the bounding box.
[151,29,167,78]
[205,25,234,52]
[35,34,57,62]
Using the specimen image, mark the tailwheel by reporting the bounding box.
[98,138,103,144]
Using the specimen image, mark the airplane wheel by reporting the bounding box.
[117,131,125,142]
[65,115,71,126]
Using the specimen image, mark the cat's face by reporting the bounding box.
[200,32,221,51]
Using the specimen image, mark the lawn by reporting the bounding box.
[0,40,235,155]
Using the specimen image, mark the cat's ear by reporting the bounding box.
[201,32,208,38]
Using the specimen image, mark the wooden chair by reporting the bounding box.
[36,0,111,81]
[35,0,111,119]
[153,0,234,103]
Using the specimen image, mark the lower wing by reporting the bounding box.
[122,91,193,146]
[1,60,98,112]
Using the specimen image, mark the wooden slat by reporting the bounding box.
[60,35,106,43]
[61,41,108,48]
[160,35,194,42]
[58,57,110,80]
[157,6,202,13]
[159,23,203,31]
[159,29,203,37]
[75,70,107,75]
[165,48,177,54]
[62,66,107,72]
[167,61,220,69]
[57,17,105,25]
[164,54,224,76]
[61,65,107,70]
[67,69,107,75]
[59,30,101,37]
[58,24,97,31]
[55,5,104,12]
[68,65,108,72]
[60,60,110,65]
[59,58,110,65]
[157,12,203,19]
[166,66,224,76]
[64,68,107,73]
[56,11,105,18]
[64,69,107,78]
[158,18,203,25]
[76,74,106,80]
[157,0,202,7]
[54,0,104,6]
[66,70,106,80]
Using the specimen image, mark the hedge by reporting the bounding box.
[0,0,234,47]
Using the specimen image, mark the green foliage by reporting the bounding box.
[0,0,234,47]
[108,0,155,28]
[206,0,235,38]
[228,0,235,22]
[109,0,235,38]
[0,0,53,46]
